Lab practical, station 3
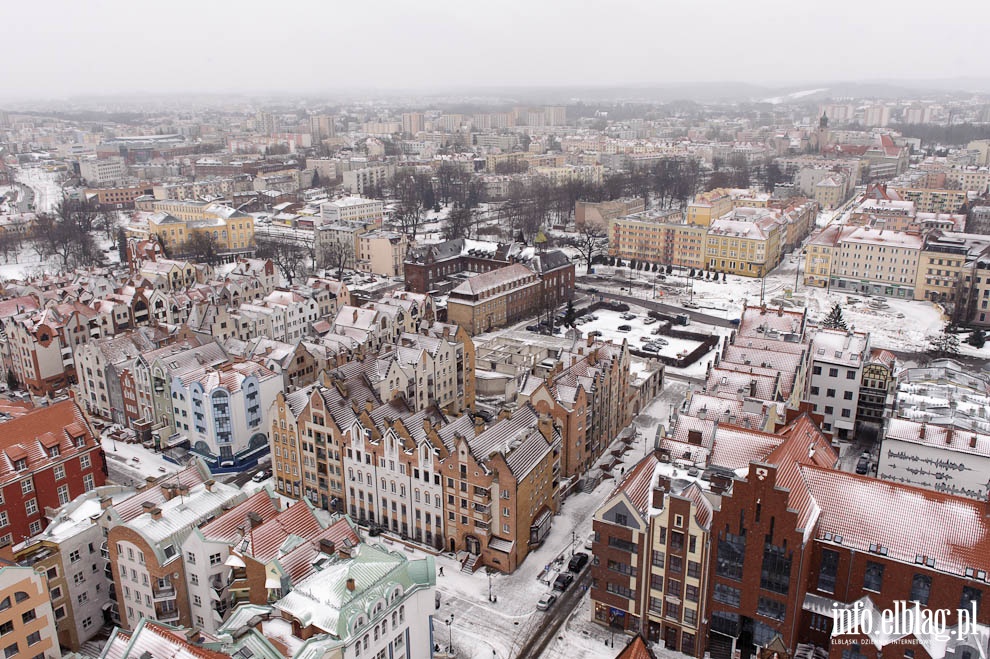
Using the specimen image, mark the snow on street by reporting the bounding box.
[420,427,657,659]
[14,166,63,214]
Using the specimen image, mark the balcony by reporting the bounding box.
[211,575,227,595]
[156,607,180,623]
[152,585,176,602]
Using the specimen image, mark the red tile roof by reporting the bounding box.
[0,400,97,487]
[802,465,990,577]
[616,635,658,659]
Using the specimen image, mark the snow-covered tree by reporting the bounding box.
[927,323,961,358]
[821,303,848,330]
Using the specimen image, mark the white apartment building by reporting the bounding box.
[342,165,394,195]
[79,157,125,186]
[273,542,436,659]
[320,196,384,226]
[168,360,281,468]
[804,328,870,440]
[829,227,924,298]
[342,415,447,548]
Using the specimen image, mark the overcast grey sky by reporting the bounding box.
[3,0,988,98]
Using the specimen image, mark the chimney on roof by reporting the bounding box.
[687,429,703,445]
[537,413,554,443]
[474,416,485,437]
[777,307,783,317]
[971,435,978,449]
[247,511,264,528]
[498,408,512,422]
[150,507,163,521]
[352,309,358,323]
[319,539,336,555]
[919,423,926,440]
[142,501,157,514]
[101,496,112,510]
[204,479,215,492]
[709,473,731,495]
[652,475,671,509]
[346,577,356,592]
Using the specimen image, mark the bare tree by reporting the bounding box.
[256,235,311,285]
[318,240,353,281]
[442,205,473,241]
[183,231,221,267]
[570,224,609,270]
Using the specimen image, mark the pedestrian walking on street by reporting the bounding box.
[439,566,444,576]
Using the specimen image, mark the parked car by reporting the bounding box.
[568,552,590,573]
[643,317,657,325]
[641,345,660,354]
[251,469,270,482]
[584,533,595,550]
[588,330,603,339]
[617,325,631,332]
[855,455,870,475]
[683,301,699,310]
[621,312,636,320]
[553,573,575,591]
[526,325,541,332]
[654,338,668,346]
[536,593,558,611]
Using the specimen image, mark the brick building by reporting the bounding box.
[0,400,107,548]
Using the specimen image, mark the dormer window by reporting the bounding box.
[14,459,28,472]
[48,446,60,459]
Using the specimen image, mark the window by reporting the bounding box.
[651,550,665,568]
[909,574,931,605]
[54,606,66,620]
[0,513,6,528]
[758,596,786,621]
[685,584,699,602]
[193,595,202,606]
[826,388,836,397]
[5,643,18,658]
[26,632,41,646]
[810,386,820,395]
[817,549,839,593]
[829,368,838,377]
[187,552,196,564]
[24,498,38,516]
[714,583,741,607]
[813,366,822,375]
[716,531,746,580]
[209,553,222,566]
[688,560,701,578]
[844,391,853,400]
[761,543,792,595]
[608,537,637,553]
[58,484,70,505]
[21,479,33,495]
[21,609,35,624]
[0,622,11,636]
[847,370,856,380]
[190,574,199,586]
[669,555,683,574]
[961,587,982,616]
[863,561,884,591]
[54,464,65,480]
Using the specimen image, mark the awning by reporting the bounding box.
[265,577,282,589]
[225,554,246,568]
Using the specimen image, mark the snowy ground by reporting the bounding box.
[100,432,180,486]
[0,221,120,281]
[579,309,705,361]
[13,166,63,214]
[586,255,951,355]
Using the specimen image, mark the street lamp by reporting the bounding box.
[445,614,454,652]
[571,530,576,557]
